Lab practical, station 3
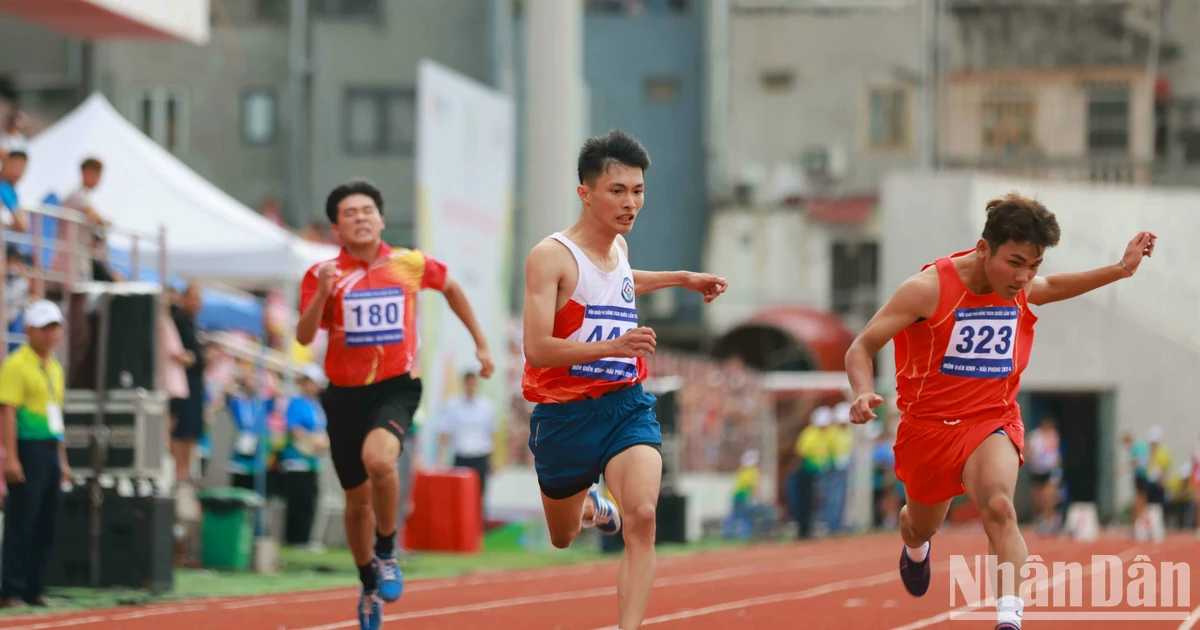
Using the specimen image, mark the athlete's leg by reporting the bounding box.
[343,482,376,566]
[362,429,403,540]
[899,495,952,550]
[962,433,1025,626]
[362,427,405,603]
[604,445,662,630]
[540,489,594,549]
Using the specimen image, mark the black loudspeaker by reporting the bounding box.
[598,491,689,553]
[47,486,175,592]
[655,492,687,544]
[655,388,677,436]
[68,283,159,392]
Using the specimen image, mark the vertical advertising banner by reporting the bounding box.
[415,59,515,465]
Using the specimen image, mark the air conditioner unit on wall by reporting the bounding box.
[802,144,848,181]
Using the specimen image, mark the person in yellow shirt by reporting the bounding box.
[0,301,70,608]
[791,406,832,539]
[825,402,854,534]
[1145,426,1171,508]
[725,450,773,539]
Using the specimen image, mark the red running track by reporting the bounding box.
[0,528,1196,630]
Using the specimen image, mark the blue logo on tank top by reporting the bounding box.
[622,277,635,303]
[940,306,1018,379]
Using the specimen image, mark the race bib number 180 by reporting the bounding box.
[940,306,1017,379]
[343,288,405,347]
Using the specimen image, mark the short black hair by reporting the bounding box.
[325,179,384,224]
[577,129,650,185]
[81,157,103,172]
[462,371,478,382]
[6,150,26,161]
[981,192,1061,254]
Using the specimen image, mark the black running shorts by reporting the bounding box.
[321,373,422,490]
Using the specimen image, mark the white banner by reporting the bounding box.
[415,59,515,464]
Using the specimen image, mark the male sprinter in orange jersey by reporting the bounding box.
[297,179,493,630]
[522,129,727,629]
[846,193,1155,630]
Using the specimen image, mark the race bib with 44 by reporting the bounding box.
[342,288,405,347]
[569,305,639,381]
[940,306,1017,379]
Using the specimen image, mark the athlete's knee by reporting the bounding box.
[981,493,1017,530]
[363,449,398,482]
[904,512,941,542]
[623,502,657,545]
[344,487,372,520]
[549,524,580,549]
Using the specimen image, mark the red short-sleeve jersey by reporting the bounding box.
[300,243,447,387]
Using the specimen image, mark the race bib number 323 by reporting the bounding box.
[940,306,1017,379]
[343,288,405,347]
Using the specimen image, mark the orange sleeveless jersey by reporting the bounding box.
[893,250,1038,423]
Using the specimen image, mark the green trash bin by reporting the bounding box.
[197,487,265,571]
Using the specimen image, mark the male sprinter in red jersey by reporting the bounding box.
[845,193,1155,630]
[297,180,493,630]
[522,129,726,629]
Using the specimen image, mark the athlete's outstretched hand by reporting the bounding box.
[849,392,883,424]
[611,327,657,358]
[476,347,495,379]
[1120,231,1157,275]
[683,272,729,303]
[316,262,337,297]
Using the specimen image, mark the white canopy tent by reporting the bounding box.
[16,93,337,287]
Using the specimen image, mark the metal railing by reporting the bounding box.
[0,203,168,367]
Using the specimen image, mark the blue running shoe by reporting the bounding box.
[588,488,622,535]
[358,589,382,630]
[375,553,404,603]
[899,542,931,597]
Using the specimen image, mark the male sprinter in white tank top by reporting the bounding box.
[522,129,727,629]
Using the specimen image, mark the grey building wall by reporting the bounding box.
[307,0,490,245]
[724,4,923,197]
[92,19,291,217]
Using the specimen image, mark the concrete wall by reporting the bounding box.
[880,171,1200,510]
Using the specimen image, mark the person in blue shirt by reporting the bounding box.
[0,151,29,233]
[279,364,329,546]
[226,372,277,494]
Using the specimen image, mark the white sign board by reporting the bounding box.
[415,59,515,462]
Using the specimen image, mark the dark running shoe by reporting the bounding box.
[899,542,931,597]
[995,623,1021,630]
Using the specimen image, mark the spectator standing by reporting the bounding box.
[278,364,329,546]
[56,158,111,283]
[0,300,70,608]
[437,371,497,528]
[0,111,28,161]
[791,406,832,539]
[169,285,205,520]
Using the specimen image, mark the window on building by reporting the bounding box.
[343,87,415,156]
[1087,83,1131,153]
[645,76,680,103]
[982,92,1036,153]
[866,87,909,151]
[585,0,689,14]
[831,241,879,320]
[256,0,287,21]
[241,88,277,145]
[760,69,795,93]
[133,88,187,154]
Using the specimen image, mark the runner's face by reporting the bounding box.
[334,193,384,247]
[982,240,1042,300]
[579,164,644,234]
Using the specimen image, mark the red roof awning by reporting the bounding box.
[0,0,204,43]
[806,194,876,226]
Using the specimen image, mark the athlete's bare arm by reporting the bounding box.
[844,269,940,423]
[296,262,335,346]
[1025,231,1156,306]
[439,275,495,378]
[523,240,656,369]
[615,235,728,302]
